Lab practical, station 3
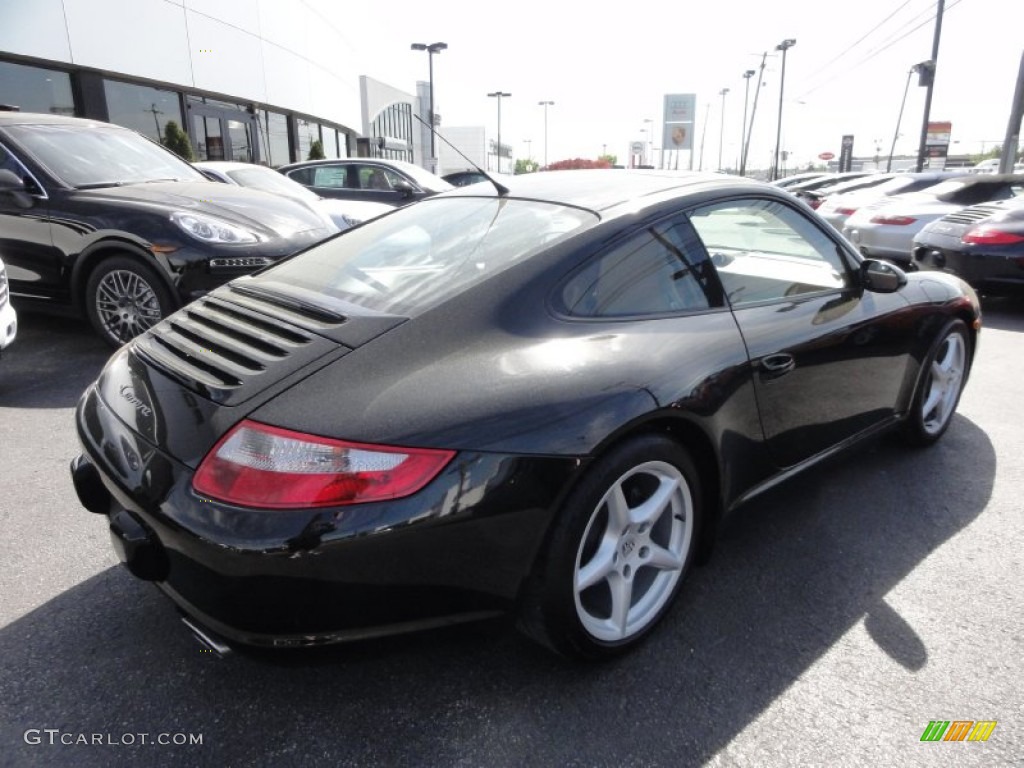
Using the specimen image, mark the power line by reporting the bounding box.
[796,0,966,100]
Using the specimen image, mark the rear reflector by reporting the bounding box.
[869,214,917,225]
[193,420,455,508]
[962,227,1024,245]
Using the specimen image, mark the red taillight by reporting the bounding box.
[870,214,917,225]
[836,207,858,216]
[962,227,1024,245]
[808,199,823,210]
[193,420,455,509]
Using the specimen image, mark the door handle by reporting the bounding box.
[759,353,796,380]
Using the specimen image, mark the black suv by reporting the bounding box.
[0,113,337,346]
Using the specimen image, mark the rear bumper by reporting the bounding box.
[913,244,1024,293]
[72,384,580,647]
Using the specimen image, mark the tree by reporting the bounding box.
[162,120,194,161]
[545,158,613,171]
[514,158,539,174]
[598,153,617,166]
[307,139,325,160]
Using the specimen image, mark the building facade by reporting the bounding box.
[0,0,362,165]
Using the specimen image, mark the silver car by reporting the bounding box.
[194,161,392,231]
[842,175,1024,265]
[819,172,970,231]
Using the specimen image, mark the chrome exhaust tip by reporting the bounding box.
[181,616,232,658]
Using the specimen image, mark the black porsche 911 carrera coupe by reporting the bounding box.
[71,170,980,659]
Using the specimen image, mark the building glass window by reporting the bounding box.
[0,60,75,116]
[369,102,412,162]
[296,118,321,161]
[321,126,339,159]
[258,110,290,167]
[104,79,185,145]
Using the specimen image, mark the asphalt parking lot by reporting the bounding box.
[1,301,1022,768]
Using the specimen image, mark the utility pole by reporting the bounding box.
[887,64,924,172]
[742,52,767,177]
[915,0,945,172]
[739,70,755,176]
[999,50,1024,173]
[718,88,730,171]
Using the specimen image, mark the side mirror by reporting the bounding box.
[860,259,907,293]
[0,168,34,209]
[393,179,415,197]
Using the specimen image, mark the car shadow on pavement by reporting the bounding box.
[0,312,111,409]
[978,295,1024,332]
[0,416,995,767]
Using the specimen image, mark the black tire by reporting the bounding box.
[900,319,969,447]
[517,435,703,659]
[85,255,176,348]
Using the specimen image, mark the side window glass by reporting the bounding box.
[312,166,348,188]
[562,220,719,317]
[688,198,850,307]
[286,167,314,186]
[0,142,42,195]
[359,166,396,191]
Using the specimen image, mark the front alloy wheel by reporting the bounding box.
[85,256,175,347]
[901,319,970,446]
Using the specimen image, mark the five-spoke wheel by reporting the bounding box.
[902,319,970,446]
[518,435,701,658]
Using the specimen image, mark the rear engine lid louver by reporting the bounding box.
[133,287,346,405]
[940,203,1007,226]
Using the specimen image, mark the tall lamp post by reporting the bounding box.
[410,41,447,174]
[718,88,730,171]
[524,138,532,161]
[488,91,511,173]
[739,70,755,176]
[538,100,554,169]
[772,38,796,181]
[643,117,653,166]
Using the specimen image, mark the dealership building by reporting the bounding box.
[0,0,426,167]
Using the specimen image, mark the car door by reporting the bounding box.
[0,138,63,301]
[686,196,917,469]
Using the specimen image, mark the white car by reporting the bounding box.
[194,161,392,231]
[842,175,1024,265]
[818,172,970,231]
[0,257,17,359]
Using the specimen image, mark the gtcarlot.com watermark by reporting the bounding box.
[24,729,202,746]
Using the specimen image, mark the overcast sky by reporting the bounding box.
[315,0,1023,170]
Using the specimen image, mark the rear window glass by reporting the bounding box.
[262,197,596,316]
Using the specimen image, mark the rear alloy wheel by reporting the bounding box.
[85,255,176,347]
[519,436,702,658]
[901,319,969,446]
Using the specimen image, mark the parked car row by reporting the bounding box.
[0,113,456,347]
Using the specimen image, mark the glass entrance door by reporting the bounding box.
[188,102,259,163]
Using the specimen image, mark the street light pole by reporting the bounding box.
[411,42,447,174]
[888,63,927,172]
[643,117,653,166]
[488,91,511,173]
[772,38,796,181]
[739,70,755,176]
[718,88,730,171]
[524,138,532,161]
[538,100,554,169]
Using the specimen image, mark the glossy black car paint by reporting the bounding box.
[914,199,1024,294]
[72,171,981,648]
[0,113,335,315]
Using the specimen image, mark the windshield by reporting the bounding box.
[7,124,205,188]
[261,197,595,316]
[384,160,455,192]
[226,166,319,202]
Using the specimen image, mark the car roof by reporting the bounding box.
[440,169,770,213]
[0,111,127,129]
